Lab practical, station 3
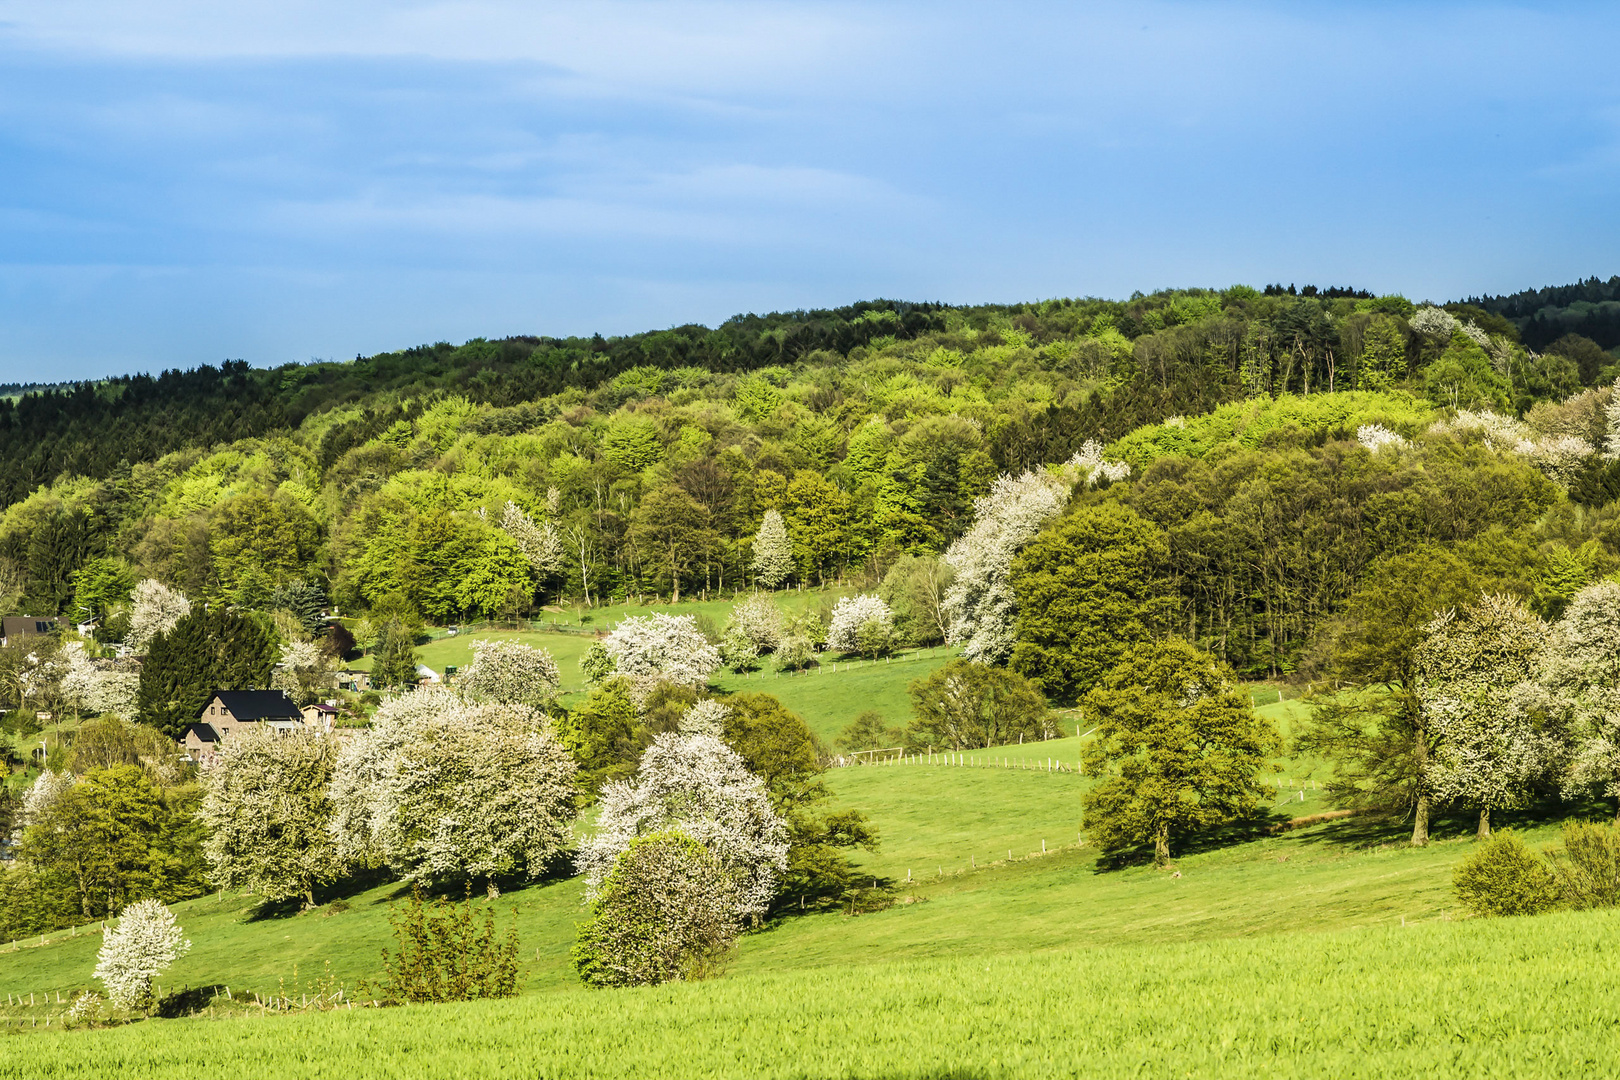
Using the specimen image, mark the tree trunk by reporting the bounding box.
[1154,825,1170,864]
[305,884,316,910]
[1477,806,1491,840]
[1410,694,1430,847]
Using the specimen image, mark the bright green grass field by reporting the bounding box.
[11,909,1620,1079]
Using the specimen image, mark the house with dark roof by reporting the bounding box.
[1,616,66,648]
[182,689,308,760]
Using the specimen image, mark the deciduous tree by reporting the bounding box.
[1081,640,1279,862]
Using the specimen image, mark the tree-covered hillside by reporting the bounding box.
[0,281,1616,683]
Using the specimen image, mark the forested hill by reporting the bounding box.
[2,277,1619,679]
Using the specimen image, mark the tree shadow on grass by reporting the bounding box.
[154,985,220,1018]
[243,852,582,922]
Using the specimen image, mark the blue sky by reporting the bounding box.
[2,1,1619,381]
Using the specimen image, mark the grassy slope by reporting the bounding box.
[0,696,1498,1010]
[10,909,1619,1079]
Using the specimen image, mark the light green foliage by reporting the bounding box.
[600,418,664,472]
[1082,640,1279,861]
[17,765,203,926]
[1546,820,1620,910]
[1453,832,1561,916]
[1356,316,1408,391]
[68,558,133,623]
[1107,391,1434,467]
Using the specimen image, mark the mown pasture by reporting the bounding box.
[7,908,1619,1079]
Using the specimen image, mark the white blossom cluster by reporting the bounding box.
[93,899,190,1010]
[1607,378,1620,458]
[1431,409,1596,487]
[126,579,191,654]
[1545,581,1620,802]
[578,733,788,920]
[499,498,566,576]
[456,638,561,707]
[941,468,1072,664]
[825,594,895,653]
[60,645,140,717]
[1356,424,1408,453]
[1408,305,1460,339]
[679,700,730,737]
[726,593,784,651]
[602,613,722,699]
[1416,594,1558,825]
[20,768,74,827]
[328,687,577,882]
[750,509,795,589]
[1068,440,1131,487]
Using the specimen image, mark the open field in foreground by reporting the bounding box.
[9,909,1620,1079]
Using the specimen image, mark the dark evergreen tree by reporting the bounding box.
[136,607,277,738]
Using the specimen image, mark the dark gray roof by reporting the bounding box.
[2,617,63,638]
[202,690,301,721]
[185,723,219,743]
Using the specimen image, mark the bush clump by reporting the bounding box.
[1547,820,1620,910]
[573,830,740,988]
[1453,832,1562,917]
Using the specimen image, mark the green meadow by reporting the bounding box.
[0,672,1596,1078]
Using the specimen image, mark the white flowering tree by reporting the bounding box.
[456,638,561,708]
[601,613,721,699]
[270,638,336,706]
[1068,440,1131,487]
[20,768,75,828]
[1356,424,1408,453]
[126,580,190,655]
[726,593,784,652]
[941,468,1072,664]
[1545,580,1620,816]
[1606,378,1620,457]
[1416,594,1558,838]
[1409,305,1460,341]
[750,509,794,589]
[93,899,190,1011]
[577,732,788,922]
[198,727,340,908]
[572,830,742,987]
[679,699,730,737]
[825,594,895,654]
[499,497,566,578]
[328,687,577,882]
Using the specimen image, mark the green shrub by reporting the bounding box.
[1548,821,1620,910]
[1452,832,1561,917]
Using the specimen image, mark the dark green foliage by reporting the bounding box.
[1082,640,1280,863]
[271,578,328,637]
[1453,833,1562,917]
[573,831,740,988]
[1010,503,1171,699]
[1570,455,1620,508]
[136,607,277,738]
[370,624,419,692]
[719,693,824,799]
[555,680,642,797]
[1547,821,1620,910]
[776,808,883,913]
[376,885,521,1004]
[905,659,1050,751]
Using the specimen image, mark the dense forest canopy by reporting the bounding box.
[0,277,1617,684]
